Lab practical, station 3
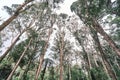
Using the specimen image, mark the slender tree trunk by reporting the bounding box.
[6,38,32,80]
[21,42,38,80]
[35,28,52,80]
[92,18,120,57]
[41,61,48,80]
[93,54,99,67]
[80,40,92,69]
[90,26,117,80]
[68,62,71,80]
[59,32,64,80]
[81,45,92,80]
[76,31,92,80]
[80,0,120,57]
[0,0,33,31]
[0,20,34,62]
[0,29,25,62]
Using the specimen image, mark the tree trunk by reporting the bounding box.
[76,31,92,80]
[6,38,32,80]
[0,0,33,31]
[0,29,25,62]
[92,18,120,57]
[0,20,34,62]
[81,45,92,80]
[90,26,117,80]
[21,42,38,80]
[35,28,52,80]
[59,32,64,80]
[41,61,48,80]
[68,62,71,80]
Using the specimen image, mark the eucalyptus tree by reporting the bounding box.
[50,13,80,80]
[70,0,120,80]
[7,38,33,80]
[0,21,34,62]
[40,58,54,80]
[51,32,73,80]
[89,26,117,80]
[0,0,63,80]
[66,14,111,80]
[71,0,120,57]
[0,0,38,62]
[73,27,94,80]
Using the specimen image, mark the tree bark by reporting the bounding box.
[92,18,120,57]
[90,26,117,80]
[0,20,34,62]
[75,31,92,80]
[59,32,64,80]
[0,29,25,62]
[6,38,32,80]
[0,0,33,31]
[41,60,48,80]
[35,28,52,80]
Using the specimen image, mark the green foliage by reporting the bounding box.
[111,17,120,27]
[59,13,68,19]
[40,2,49,9]
[53,0,64,4]
[71,0,106,19]
[70,65,87,80]
[112,29,120,42]
[113,65,120,80]
[28,29,38,38]
[109,0,120,16]
[3,4,20,15]
[0,59,12,80]
[9,39,30,68]
[90,67,109,80]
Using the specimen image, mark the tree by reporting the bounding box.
[71,0,120,57]
[0,20,34,62]
[6,38,32,80]
[35,28,53,80]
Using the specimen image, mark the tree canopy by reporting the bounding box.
[0,0,120,80]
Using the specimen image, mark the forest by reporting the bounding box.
[0,0,120,80]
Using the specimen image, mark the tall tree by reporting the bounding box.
[71,0,120,57]
[6,38,32,80]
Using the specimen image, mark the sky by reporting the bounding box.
[0,0,24,20]
[0,0,76,21]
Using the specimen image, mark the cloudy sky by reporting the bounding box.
[0,0,76,21]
